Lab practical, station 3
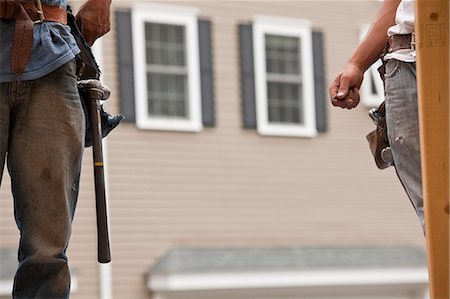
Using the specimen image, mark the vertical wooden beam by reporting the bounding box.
[415,1,449,298]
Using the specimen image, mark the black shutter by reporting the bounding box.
[116,11,135,123]
[312,31,327,133]
[198,19,215,127]
[239,24,257,129]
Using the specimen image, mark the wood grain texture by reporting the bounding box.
[415,0,449,298]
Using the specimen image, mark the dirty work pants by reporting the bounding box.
[384,59,424,231]
[0,60,84,298]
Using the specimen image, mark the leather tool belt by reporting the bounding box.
[0,0,67,76]
[387,33,415,53]
[20,1,67,24]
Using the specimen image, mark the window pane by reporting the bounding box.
[145,23,186,67]
[267,81,303,124]
[265,34,303,125]
[265,34,301,75]
[147,72,189,118]
[145,22,189,120]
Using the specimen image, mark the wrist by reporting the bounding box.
[346,60,366,74]
[85,0,111,6]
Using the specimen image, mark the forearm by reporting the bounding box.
[99,0,111,6]
[87,0,111,5]
[347,0,401,73]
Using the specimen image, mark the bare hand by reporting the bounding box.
[329,64,364,109]
[75,0,111,46]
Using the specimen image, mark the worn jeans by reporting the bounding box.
[384,59,424,230]
[0,60,84,298]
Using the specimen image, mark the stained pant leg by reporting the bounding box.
[384,60,424,230]
[7,60,85,299]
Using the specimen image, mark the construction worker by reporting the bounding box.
[0,0,110,297]
[329,0,423,229]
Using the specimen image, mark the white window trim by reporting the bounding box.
[132,4,202,132]
[360,24,385,108]
[253,16,317,138]
[147,268,428,291]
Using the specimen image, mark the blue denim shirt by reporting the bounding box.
[0,0,80,82]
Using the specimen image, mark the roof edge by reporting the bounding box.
[147,268,428,291]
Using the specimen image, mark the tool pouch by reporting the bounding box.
[67,7,124,147]
[77,85,124,147]
[366,101,393,169]
[365,60,393,170]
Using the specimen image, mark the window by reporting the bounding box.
[253,16,316,137]
[132,4,202,131]
[360,25,385,107]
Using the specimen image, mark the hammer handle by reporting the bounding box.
[88,90,111,264]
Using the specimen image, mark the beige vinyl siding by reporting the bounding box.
[0,1,425,299]
[106,1,424,298]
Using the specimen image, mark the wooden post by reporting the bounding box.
[415,0,449,298]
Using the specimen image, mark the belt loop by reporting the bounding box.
[411,32,416,51]
[34,0,45,22]
[381,36,390,60]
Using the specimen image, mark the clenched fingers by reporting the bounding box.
[331,88,360,109]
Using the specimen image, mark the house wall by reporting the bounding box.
[0,1,425,299]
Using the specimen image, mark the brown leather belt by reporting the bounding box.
[0,0,67,76]
[20,1,67,24]
[387,33,415,53]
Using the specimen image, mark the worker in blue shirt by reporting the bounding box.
[0,0,111,297]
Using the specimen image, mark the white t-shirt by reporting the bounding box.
[384,0,416,62]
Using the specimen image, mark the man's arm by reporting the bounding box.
[329,0,401,109]
[75,0,112,46]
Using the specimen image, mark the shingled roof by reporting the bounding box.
[150,246,427,275]
[147,246,428,292]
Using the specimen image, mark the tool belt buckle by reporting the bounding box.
[34,0,45,22]
[410,32,416,51]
